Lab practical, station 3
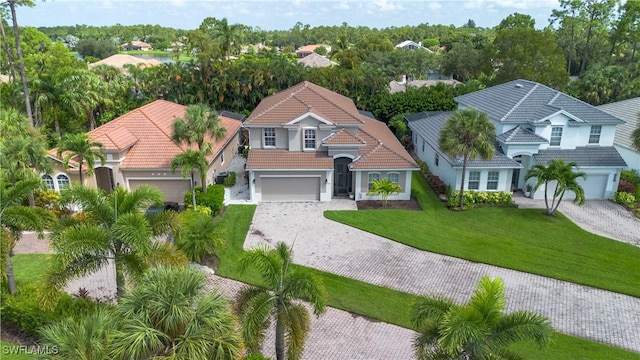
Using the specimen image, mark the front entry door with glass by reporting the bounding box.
[333,158,352,196]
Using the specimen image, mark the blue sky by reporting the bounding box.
[19,0,560,30]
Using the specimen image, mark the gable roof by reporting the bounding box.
[455,79,625,125]
[406,111,522,169]
[51,100,242,170]
[88,54,162,70]
[533,147,627,167]
[395,40,433,53]
[497,125,548,144]
[598,97,640,150]
[322,128,366,146]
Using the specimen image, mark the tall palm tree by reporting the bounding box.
[57,133,106,186]
[235,242,326,360]
[170,149,208,207]
[439,109,496,209]
[411,276,553,359]
[212,18,243,60]
[525,158,586,216]
[171,104,227,188]
[632,116,640,151]
[110,266,244,359]
[7,0,34,124]
[1,179,52,294]
[45,185,185,298]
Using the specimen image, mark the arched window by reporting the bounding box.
[56,174,70,190]
[42,174,55,190]
[368,172,380,190]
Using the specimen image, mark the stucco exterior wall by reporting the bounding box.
[354,170,412,201]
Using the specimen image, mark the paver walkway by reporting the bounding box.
[244,201,640,353]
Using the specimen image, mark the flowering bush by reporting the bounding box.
[617,180,636,194]
[613,192,636,208]
[448,191,515,210]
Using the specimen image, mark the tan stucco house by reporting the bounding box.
[46,100,243,204]
[244,81,418,202]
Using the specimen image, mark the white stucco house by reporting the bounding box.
[598,97,640,172]
[407,79,628,200]
[244,81,418,202]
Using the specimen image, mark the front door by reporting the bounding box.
[95,167,115,193]
[511,168,520,189]
[333,158,352,196]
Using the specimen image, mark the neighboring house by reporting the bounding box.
[122,40,153,51]
[395,40,433,53]
[598,97,640,172]
[88,54,162,71]
[296,44,331,58]
[244,81,418,202]
[407,79,627,200]
[389,75,461,93]
[241,43,272,54]
[46,100,243,204]
[297,52,338,68]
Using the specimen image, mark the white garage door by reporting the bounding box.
[128,180,191,203]
[261,177,320,201]
[578,174,607,199]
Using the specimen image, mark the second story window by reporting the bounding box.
[589,125,602,144]
[304,129,316,150]
[550,127,563,146]
[264,128,276,147]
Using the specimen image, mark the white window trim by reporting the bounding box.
[589,125,601,144]
[550,127,563,147]
[56,173,71,191]
[468,171,480,190]
[303,127,317,151]
[42,174,55,190]
[221,151,225,164]
[486,171,499,190]
[368,172,380,190]
[263,127,276,148]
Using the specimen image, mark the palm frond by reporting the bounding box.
[468,276,506,325]
[438,305,486,357]
[492,311,553,349]
[284,269,327,316]
[112,212,153,256]
[282,302,311,360]
[234,286,274,353]
[240,244,283,288]
[115,185,164,214]
[411,295,455,330]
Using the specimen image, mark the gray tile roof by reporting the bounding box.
[597,97,639,150]
[455,79,625,125]
[407,111,522,169]
[497,125,548,144]
[533,147,627,167]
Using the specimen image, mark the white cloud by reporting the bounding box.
[372,0,405,12]
[168,0,186,7]
[427,2,442,11]
[333,1,350,10]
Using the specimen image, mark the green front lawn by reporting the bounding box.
[326,173,640,298]
[214,205,639,359]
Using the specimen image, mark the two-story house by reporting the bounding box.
[407,79,627,200]
[244,81,418,202]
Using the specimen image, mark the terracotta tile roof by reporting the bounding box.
[88,54,161,70]
[246,149,333,170]
[50,100,242,170]
[245,81,365,126]
[350,118,418,170]
[322,128,366,145]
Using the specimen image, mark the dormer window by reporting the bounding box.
[589,125,601,144]
[304,128,316,150]
[550,127,563,146]
[264,128,276,147]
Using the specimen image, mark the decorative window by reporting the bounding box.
[304,129,316,150]
[435,153,439,167]
[589,125,602,144]
[42,174,55,190]
[387,172,399,184]
[468,171,480,190]
[421,140,425,152]
[221,152,225,164]
[56,174,70,190]
[264,127,276,147]
[550,127,563,146]
[368,172,380,190]
[487,171,499,190]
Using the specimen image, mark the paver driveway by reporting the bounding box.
[244,201,640,353]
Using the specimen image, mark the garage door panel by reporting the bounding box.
[128,180,191,203]
[578,174,607,200]
[261,177,320,201]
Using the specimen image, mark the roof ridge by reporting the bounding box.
[505,125,520,142]
[501,83,538,122]
[304,82,364,124]
[140,101,184,151]
[248,82,308,123]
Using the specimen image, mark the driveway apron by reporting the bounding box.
[245,201,640,353]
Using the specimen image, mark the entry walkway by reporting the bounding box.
[244,201,640,353]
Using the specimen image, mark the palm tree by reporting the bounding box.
[367,177,402,207]
[0,179,52,294]
[110,266,243,359]
[171,149,208,207]
[175,209,224,263]
[439,109,496,209]
[632,116,640,151]
[7,0,34,124]
[57,133,106,186]
[171,103,227,188]
[235,242,326,360]
[212,18,243,59]
[45,185,185,298]
[411,276,553,359]
[525,159,586,216]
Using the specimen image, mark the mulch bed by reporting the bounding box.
[356,198,422,210]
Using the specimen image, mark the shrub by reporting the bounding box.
[613,192,636,208]
[176,210,224,262]
[242,147,250,159]
[400,135,414,151]
[184,185,225,215]
[223,171,237,187]
[617,179,636,194]
[447,191,514,210]
[620,170,640,185]
[430,176,446,194]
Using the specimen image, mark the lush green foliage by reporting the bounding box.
[447,190,515,209]
[57,133,106,184]
[75,38,118,59]
[525,159,586,216]
[613,192,636,208]
[184,185,225,215]
[223,171,237,187]
[175,210,224,263]
[367,177,402,207]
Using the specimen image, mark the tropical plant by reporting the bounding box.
[171,149,208,207]
[0,179,52,294]
[235,242,327,360]
[525,159,586,216]
[367,177,402,207]
[411,276,553,359]
[632,120,640,152]
[439,109,496,210]
[175,209,224,263]
[171,103,227,187]
[57,133,106,186]
[45,185,186,299]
